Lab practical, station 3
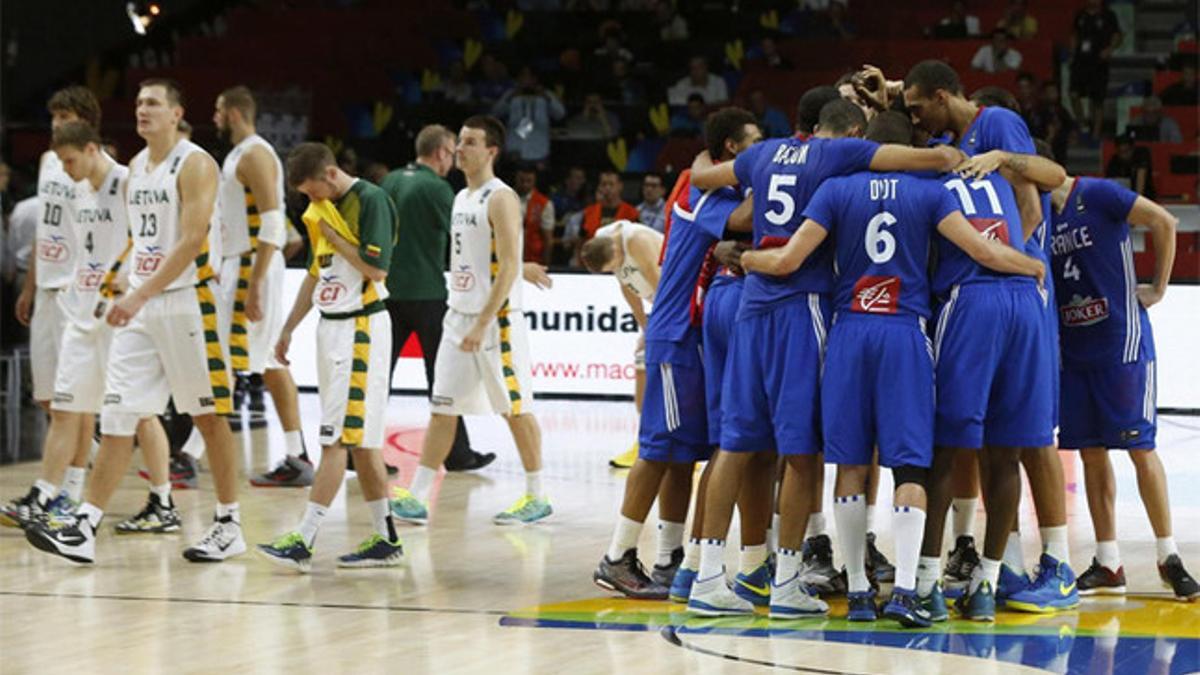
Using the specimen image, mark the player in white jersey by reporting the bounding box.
[26,79,244,564]
[212,85,311,487]
[581,219,662,464]
[390,115,551,526]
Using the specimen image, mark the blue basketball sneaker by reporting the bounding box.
[390,487,429,525]
[883,588,933,628]
[669,567,697,603]
[955,580,996,622]
[996,563,1032,605]
[1006,554,1079,613]
[337,534,404,568]
[733,562,772,607]
[846,590,878,621]
[256,531,313,573]
[918,581,949,622]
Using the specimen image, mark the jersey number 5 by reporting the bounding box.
[765,174,797,226]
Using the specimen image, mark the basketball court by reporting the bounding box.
[1,394,1196,674]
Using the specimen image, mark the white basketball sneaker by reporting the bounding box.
[687,567,755,616]
[183,515,246,562]
[768,574,829,619]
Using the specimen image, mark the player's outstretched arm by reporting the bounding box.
[937,210,1045,285]
[1127,195,1179,307]
[689,151,738,190]
[869,144,964,173]
[956,150,1066,192]
[740,219,828,276]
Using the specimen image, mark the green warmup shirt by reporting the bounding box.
[381,162,453,301]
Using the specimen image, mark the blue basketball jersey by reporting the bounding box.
[803,172,960,319]
[732,136,879,316]
[1049,177,1143,369]
[931,172,1027,298]
[646,185,742,346]
[956,105,1040,257]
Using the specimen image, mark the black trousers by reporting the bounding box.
[386,298,474,464]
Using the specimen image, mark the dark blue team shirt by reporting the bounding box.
[931,171,1029,298]
[804,172,960,320]
[1049,177,1144,369]
[956,105,1042,258]
[645,185,741,360]
[732,136,879,316]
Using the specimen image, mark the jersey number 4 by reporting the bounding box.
[1062,255,1081,281]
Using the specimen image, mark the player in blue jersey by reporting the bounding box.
[902,60,1080,617]
[682,99,964,618]
[742,112,1045,627]
[594,108,761,600]
[1048,175,1199,602]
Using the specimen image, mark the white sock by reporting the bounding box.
[834,494,868,593]
[1003,530,1025,573]
[297,501,328,546]
[656,520,685,566]
[1095,540,1121,570]
[367,498,394,541]
[970,557,1001,594]
[62,467,86,502]
[698,538,727,580]
[1153,637,1177,663]
[806,511,827,539]
[525,470,544,500]
[1040,525,1069,562]
[409,465,437,503]
[739,543,767,575]
[917,556,942,596]
[606,515,643,562]
[284,430,304,458]
[216,502,240,524]
[768,513,780,552]
[774,547,801,586]
[951,497,977,538]
[150,483,171,504]
[892,505,926,592]
[681,537,700,571]
[77,502,103,527]
[182,427,205,460]
[1155,536,1178,564]
[33,480,58,506]
[866,504,877,533]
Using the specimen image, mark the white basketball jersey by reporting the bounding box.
[219,133,286,256]
[449,177,524,313]
[34,152,82,289]
[65,161,130,330]
[595,220,657,302]
[126,139,217,292]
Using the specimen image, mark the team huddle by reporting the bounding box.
[590,60,1198,627]
[3,80,550,571]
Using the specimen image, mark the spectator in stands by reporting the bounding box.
[825,1,856,41]
[972,28,1023,73]
[515,165,556,264]
[998,0,1037,39]
[593,22,634,68]
[1015,71,1038,117]
[493,66,566,166]
[1159,62,1199,106]
[337,147,359,175]
[667,56,728,106]
[654,0,688,41]
[1028,81,1076,163]
[1069,0,1122,139]
[474,53,514,105]
[753,37,795,71]
[550,166,589,266]
[929,0,980,39]
[1129,96,1184,143]
[670,94,707,135]
[1106,131,1155,198]
[441,61,474,104]
[607,58,646,105]
[635,173,667,232]
[565,91,621,140]
[580,170,639,247]
[749,89,792,138]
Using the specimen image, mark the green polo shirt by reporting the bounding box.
[381,162,453,301]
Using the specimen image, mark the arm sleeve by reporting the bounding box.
[800,180,838,232]
[1086,179,1139,223]
[357,190,397,271]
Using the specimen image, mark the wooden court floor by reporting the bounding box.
[1,396,1197,674]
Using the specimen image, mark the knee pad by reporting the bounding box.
[892,465,928,490]
[101,410,144,437]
